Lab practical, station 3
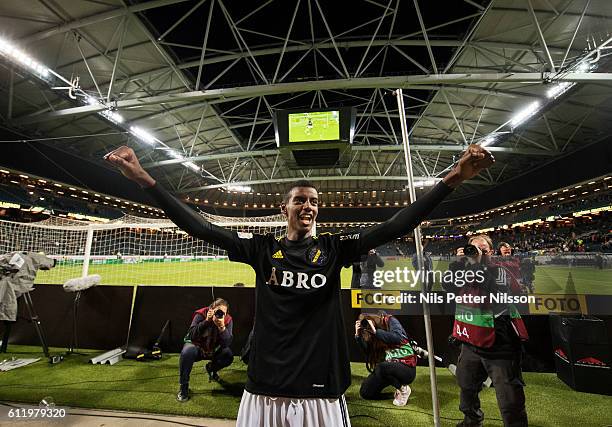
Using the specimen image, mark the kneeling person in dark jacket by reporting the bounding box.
[178,298,233,402]
[355,313,417,407]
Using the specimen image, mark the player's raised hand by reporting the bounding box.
[444,144,495,187]
[104,146,156,188]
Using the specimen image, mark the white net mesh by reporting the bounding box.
[0,214,287,287]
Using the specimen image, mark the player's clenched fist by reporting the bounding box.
[104,146,156,188]
[456,144,494,180]
[443,144,495,188]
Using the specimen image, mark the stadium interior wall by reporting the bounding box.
[3,284,610,372]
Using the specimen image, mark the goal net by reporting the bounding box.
[0,213,287,287]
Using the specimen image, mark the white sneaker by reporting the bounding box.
[393,385,411,406]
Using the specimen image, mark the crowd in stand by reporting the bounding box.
[425,211,612,256]
[0,184,122,221]
[3,194,611,257]
[317,211,611,257]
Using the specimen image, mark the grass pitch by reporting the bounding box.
[380,259,612,295]
[34,258,612,295]
[0,346,610,427]
[288,111,340,142]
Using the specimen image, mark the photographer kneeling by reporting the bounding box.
[354,313,416,407]
[443,235,528,427]
[178,298,233,402]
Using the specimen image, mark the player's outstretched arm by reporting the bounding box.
[104,146,234,249]
[359,144,494,249]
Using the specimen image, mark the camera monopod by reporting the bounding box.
[410,339,489,384]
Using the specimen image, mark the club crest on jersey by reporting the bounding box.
[307,247,327,265]
[266,267,327,289]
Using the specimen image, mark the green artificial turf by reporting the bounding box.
[1,346,611,427]
[34,259,612,295]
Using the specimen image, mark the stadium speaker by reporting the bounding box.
[549,314,612,395]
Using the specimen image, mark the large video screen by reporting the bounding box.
[275,107,356,148]
[288,111,340,142]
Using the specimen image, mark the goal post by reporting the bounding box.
[0,213,287,287]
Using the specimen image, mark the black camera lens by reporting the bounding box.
[360,319,369,329]
[214,309,224,319]
[463,244,479,257]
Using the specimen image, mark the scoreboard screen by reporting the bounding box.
[288,111,340,142]
[275,107,355,147]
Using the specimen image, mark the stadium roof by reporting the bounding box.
[1,0,612,209]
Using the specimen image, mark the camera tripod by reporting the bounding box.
[1,290,62,364]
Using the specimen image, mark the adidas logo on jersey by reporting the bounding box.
[272,250,284,259]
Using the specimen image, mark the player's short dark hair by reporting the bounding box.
[498,242,511,249]
[283,180,317,203]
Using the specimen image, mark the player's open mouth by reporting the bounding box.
[299,214,313,224]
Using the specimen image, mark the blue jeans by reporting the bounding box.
[179,343,233,386]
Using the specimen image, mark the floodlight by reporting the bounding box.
[130,126,157,145]
[167,150,185,160]
[411,178,440,189]
[182,161,200,172]
[480,134,497,147]
[575,62,593,72]
[510,101,541,128]
[100,110,124,124]
[227,185,252,193]
[546,82,574,99]
[0,37,49,79]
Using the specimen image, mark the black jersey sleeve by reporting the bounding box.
[145,183,263,265]
[225,232,267,266]
[336,181,453,264]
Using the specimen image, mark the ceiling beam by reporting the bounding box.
[142,144,555,168]
[178,175,494,193]
[167,40,577,69]
[20,0,191,44]
[20,79,529,123]
[16,72,610,125]
[94,39,579,86]
[491,6,612,20]
[351,144,555,156]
